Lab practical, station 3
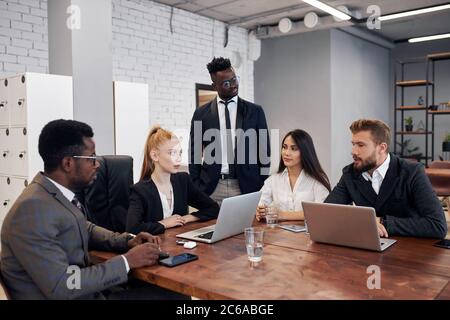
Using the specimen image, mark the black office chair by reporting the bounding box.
[82,155,134,233]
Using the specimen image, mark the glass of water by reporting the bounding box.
[245,227,264,265]
[266,203,279,228]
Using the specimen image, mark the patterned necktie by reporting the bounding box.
[72,196,88,219]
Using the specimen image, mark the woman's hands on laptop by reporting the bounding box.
[376,217,389,238]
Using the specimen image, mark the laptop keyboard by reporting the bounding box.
[197,231,214,239]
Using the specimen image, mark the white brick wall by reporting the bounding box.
[112,0,256,134]
[0,0,48,77]
[0,0,257,139]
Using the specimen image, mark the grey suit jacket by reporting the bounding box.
[0,173,130,300]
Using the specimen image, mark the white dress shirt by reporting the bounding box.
[362,153,391,195]
[46,175,130,273]
[258,169,330,213]
[217,95,238,174]
[158,185,174,218]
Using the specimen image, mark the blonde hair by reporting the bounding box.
[140,126,174,180]
[350,119,391,151]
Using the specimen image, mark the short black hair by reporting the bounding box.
[207,57,232,74]
[38,119,94,173]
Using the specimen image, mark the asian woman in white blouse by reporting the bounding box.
[256,129,331,221]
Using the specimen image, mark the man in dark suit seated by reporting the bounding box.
[325,119,447,239]
[0,119,185,299]
[189,57,270,204]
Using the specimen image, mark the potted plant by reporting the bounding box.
[404,116,413,132]
[443,133,450,152]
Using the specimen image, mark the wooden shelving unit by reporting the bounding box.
[394,57,432,165]
[427,52,450,160]
[395,80,433,87]
[396,106,427,110]
[396,131,432,135]
[394,52,450,166]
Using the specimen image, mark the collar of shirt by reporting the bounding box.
[362,153,390,183]
[280,167,305,192]
[45,175,75,202]
[217,95,238,106]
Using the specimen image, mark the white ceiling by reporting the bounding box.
[151,0,450,41]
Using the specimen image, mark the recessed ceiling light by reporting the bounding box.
[408,33,450,43]
[379,4,450,21]
[302,0,351,21]
[278,18,293,33]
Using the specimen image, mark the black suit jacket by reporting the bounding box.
[126,172,219,235]
[189,97,271,195]
[325,153,447,238]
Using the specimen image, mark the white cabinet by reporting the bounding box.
[0,73,73,229]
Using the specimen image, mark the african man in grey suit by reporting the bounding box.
[0,119,182,299]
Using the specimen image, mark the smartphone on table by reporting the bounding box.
[433,239,450,249]
[159,253,198,267]
[278,224,307,233]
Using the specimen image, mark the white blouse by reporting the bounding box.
[158,186,174,219]
[259,169,329,212]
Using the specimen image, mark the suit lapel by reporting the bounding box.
[210,99,220,130]
[374,154,399,211]
[33,173,90,264]
[353,172,378,204]
[235,97,245,157]
[208,98,222,164]
[149,180,165,219]
[170,175,184,214]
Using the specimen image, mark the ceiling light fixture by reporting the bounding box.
[278,17,293,33]
[408,33,450,43]
[302,0,351,21]
[378,4,450,21]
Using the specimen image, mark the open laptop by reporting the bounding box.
[302,201,397,252]
[176,191,261,244]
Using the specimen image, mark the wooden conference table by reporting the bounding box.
[90,220,450,300]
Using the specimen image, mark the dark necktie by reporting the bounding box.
[221,100,236,177]
[71,195,91,265]
[72,196,89,220]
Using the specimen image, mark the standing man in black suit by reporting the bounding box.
[189,57,270,205]
[325,119,447,239]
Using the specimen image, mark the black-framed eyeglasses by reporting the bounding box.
[72,155,97,165]
[221,76,240,89]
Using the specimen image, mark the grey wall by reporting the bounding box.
[255,30,332,178]
[391,40,450,161]
[48,0,115,155]
[48,0,72,76]
[255,29,391,187]
[330,29,390,184]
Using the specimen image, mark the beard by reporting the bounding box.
[71,164,97,192]
[353,153,377,173]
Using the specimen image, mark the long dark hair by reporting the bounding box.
[278,129,331,192]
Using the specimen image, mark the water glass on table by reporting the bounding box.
[266,203,279,228]
[245,227,264,265]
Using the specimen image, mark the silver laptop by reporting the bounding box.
[176,191,261,244]
[302,201,397,252]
